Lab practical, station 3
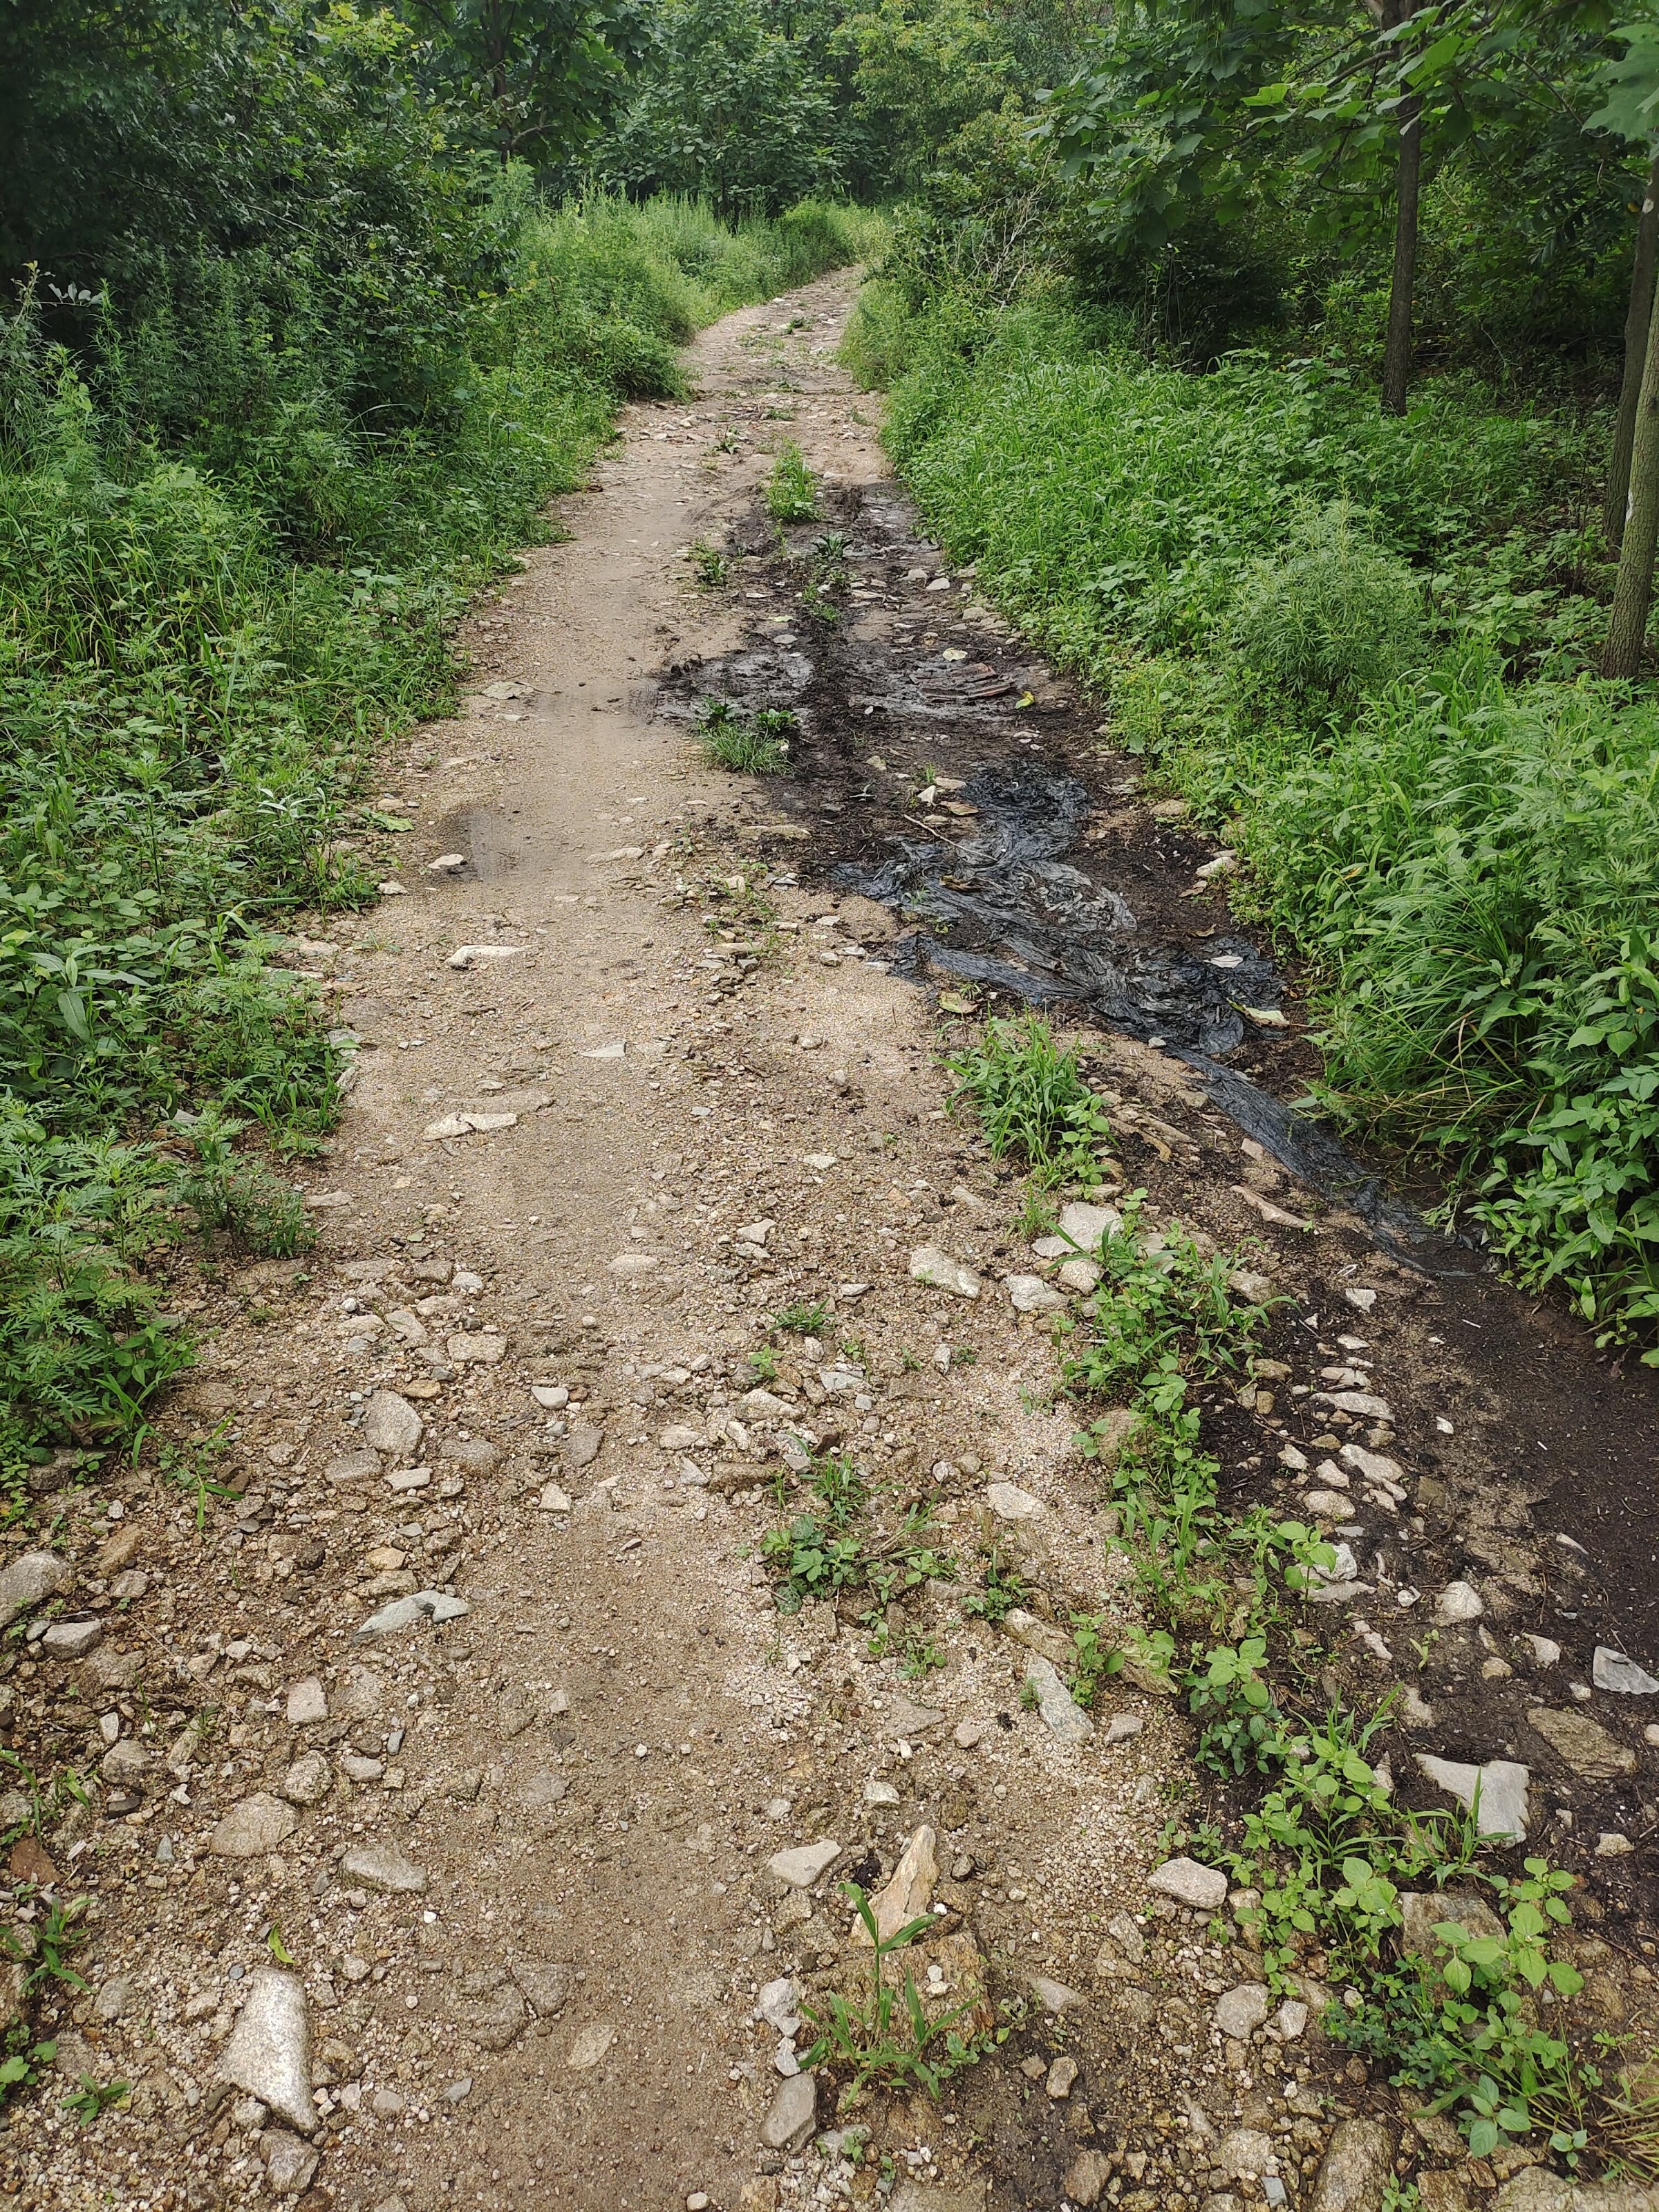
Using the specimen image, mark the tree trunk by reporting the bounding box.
[1380,89,1423,415]
[1602,266,1659,678]
[1605,151,1659,548]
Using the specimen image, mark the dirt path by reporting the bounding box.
[8,269,1659,2212]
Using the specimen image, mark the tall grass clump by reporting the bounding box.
[868,286,1659,1354]
[0,187,868,1486]
[1230,504,1425,704]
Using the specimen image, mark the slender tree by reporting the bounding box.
[1603,261,1659,674]
[1588,15,1659,662]
[1605,153,1659,545]
[1588,22,1659,550]
[1376,0,1422,413]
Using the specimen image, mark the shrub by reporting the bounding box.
[0,1111,190,1472]
[1230,503,1425,702]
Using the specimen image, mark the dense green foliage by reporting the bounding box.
[0,19,868,1481]
[576,0,1088,213]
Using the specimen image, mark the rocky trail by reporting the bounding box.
[7,270,1659,2212]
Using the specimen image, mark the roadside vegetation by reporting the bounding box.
[844,1,1659,1365]
[0,1,877,1494]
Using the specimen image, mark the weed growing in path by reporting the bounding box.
[766,440,819,523]
[800,1882,1003,2102]
[774,1298,831,1334]
[944,1015,1112,1180]
[687,537,731,586]
[697,697,794,774]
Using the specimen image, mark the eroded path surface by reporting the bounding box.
[8,270,1659,2212]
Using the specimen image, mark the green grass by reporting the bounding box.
[697,697,795,773]
[0,192,868,1486]
[943,1013,1112,1181]
[870,293,1659,1356]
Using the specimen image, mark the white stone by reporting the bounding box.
[285,1678,327,1726]
[756,1977,801,2036]
[447,944,525,968]
[1025,1658,1094,1747]
[1340,1443,1405,1487]
[355,1590,469,1639]
[538,1483,572,1513]
[1593,1646,1659,1695]
[361,1391,422,1457]
[984,1482,1044,1521]
[216,1971,315,2135]
[1215,1983,1269,2040]
[1414,1754,1529,1839]
[767,1839,842,1888]
[1029,1974,1087,2014]
[423,1111,518,1140]
[760,2069,816,2150]
[1149,1857,1228,1911]
[1305,1543,1365,1601]
[852,1825,937,1945]
[41,1616,102,1659]
[908,1246,982,1299]
[341,1843,427,1893]
[0,1550,72,1628]
[1057,1201,1121,1250]
[1316,1389,1393,1420]
[279,1752,330,1807]
[1435,1580,1484,1624]
[210,1793,299,1858]
[1005,1273,1066,1313]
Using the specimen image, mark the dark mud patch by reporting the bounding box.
[661,485,1659,1943]
[664,491,1443,1259]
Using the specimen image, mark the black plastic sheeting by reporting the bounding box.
[838,763,1464,1268]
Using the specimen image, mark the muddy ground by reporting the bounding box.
[3,269,1658,2212]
